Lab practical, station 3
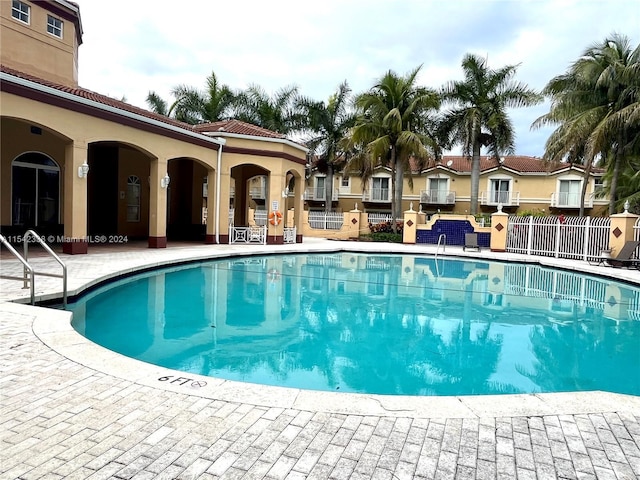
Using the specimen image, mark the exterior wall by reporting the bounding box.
[0,0,79,86]
[311,165,609,218]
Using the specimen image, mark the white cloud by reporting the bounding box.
[77,0,640,156]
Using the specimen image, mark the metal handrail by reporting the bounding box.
[0,234,35,304]
[435,234,446,258]
[23,230,68,308]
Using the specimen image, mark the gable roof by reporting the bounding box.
[418,155,603,175]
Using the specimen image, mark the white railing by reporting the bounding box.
[368,213,393,225]
[480,191,520,206]
[250,187,266,199]
[634,217,640,242]
[308,211,344,230]
[229,208,234,226]
[550,192,594,208]
[506,215,610,261]
[362,188,390,202]
[304,187,338,201]
[229,225,267,244]
[254,210,267,226]
[284,226,297,244]
[420,190,456,204]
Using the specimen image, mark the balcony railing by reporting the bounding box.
[550,192,594,208]
[362,188,390,203]
[420,190,456,205]
[249,187,266,199]
[480,191,520,206]
[304,187,338,201]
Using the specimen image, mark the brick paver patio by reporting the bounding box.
[1,240,639,479]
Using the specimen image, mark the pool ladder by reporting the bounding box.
[0,230,67,308]
[435,234,446,258]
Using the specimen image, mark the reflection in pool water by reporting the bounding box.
[70,253,640,396]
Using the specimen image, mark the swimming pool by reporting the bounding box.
[69,252,640,396]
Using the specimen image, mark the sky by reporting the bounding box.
[77,0,639,157]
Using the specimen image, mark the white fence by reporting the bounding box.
[228,225,267,244]
[635,217,640,242]
[308,211,344,230]
[506,215,610,261]
[254,210,267,226]
[367,213,393,225]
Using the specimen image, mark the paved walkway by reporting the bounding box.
[1,240,640,479]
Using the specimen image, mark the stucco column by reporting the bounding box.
[149,158,168,248]
[294,183,304,243]
[490,210,509,252]
[63,141,88,254]
[267,173,285,244]
[403,208,418,244]
[609,211,639,257]
[346,206,361,240]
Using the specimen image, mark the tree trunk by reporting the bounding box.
[390,147,398,233]
[578,160,592,217]
[470,140,481,215]
[394,158,405,222]
[325,163,334,213]
[608,141,624,215]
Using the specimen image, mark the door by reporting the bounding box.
[12,153,60,227]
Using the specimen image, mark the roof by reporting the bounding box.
[417,155,603,175]
[1,65,298,149]
[1,64,198,131]
[194,120,287,139]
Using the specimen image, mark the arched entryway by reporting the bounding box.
[167,157,211,241]
[11,152,61,232]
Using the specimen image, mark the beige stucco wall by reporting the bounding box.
[0,1,79,86]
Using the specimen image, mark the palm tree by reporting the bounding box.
[534,34,640,215]
[298,82,358,212]
[350,66,440,227]
[233,84,303,134]
[441,54,541,215]
[146,71,236,124]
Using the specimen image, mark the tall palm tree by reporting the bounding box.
[534,34,640,215]
[441,54,541,215]
[350,66,440,226]
[298,82,358,212]
[146,71,236,124]
[233,84,303,135]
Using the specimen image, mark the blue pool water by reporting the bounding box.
[69,253,640,396]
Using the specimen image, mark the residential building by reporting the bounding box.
[307,156,608,216]
[1,1,306,253]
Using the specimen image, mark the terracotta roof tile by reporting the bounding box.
[194,120,287,139]
[1,64,199,132]
[419,155,602,175]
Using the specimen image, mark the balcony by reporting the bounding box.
[420,190,456,205]
[362,188,390,203]
[550,192,593,208]
[304,187,339,201]
[480,191,520,206]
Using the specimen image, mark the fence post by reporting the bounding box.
[554,220,561,258]
[582,216,591,262]
[346,207,361,240]
[609,210,640,257]
[403,207,418,244]
[526,216,533,255]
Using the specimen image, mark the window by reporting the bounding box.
[372,177,390,201]
[490,179,511,204]
[341,176,349,187]
[126,176,141,222]
[47,15,63,38]
[11,0,29,24]
[314,176,325,199]
[594,177,605,194]
[558,179,581,207]
[428,178,448,203]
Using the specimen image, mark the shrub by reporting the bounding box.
[361,232,403,243]
[368,221,404,234]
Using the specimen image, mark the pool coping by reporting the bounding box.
[4,239,640,418]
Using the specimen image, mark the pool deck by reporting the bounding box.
[1,239,640,479]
